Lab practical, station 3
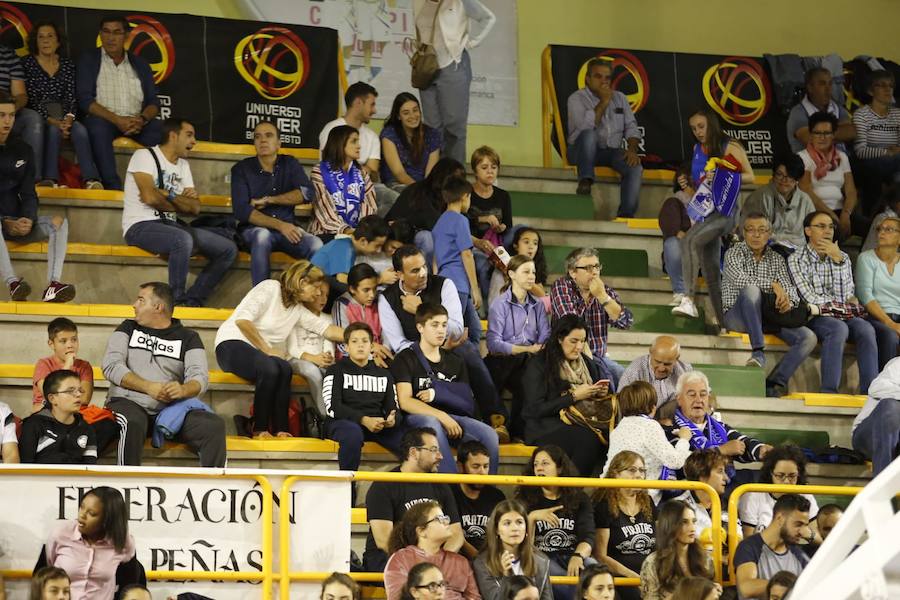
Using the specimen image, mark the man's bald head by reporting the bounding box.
[649,335,681,380]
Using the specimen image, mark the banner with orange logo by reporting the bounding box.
[0,1,339,149]
[546,45,790,170]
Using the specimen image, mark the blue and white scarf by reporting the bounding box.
[674,408,735,477]
[319,160,365,228]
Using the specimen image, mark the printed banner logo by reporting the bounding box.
[702,56,771,126]
[577,49,650,114]
[234,26,310,101]
[0,2,32,56]
[93,15,175,84]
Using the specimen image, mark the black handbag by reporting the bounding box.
[761,292,809,332]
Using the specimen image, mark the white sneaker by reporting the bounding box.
[671,296,699,318]
[669,293,685,306]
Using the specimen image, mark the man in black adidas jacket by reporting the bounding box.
[102,281,225,467]
[323,322,402,471]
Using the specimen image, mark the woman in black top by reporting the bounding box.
[592,450,657,600]
[515,445,596,600]
[521,315,611,476]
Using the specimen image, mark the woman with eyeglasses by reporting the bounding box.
[591,451,657,600]
[401,563,449,600]
[856,215,900,367]
[473,499,552,600]
[798,111,859,238]
[738,444,819,539]
[384,500,480,600]
[853,70,900,214]
[215,260,344,438]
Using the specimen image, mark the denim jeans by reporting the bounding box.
[12,108,42,176]
[85,115,163,190]
[459,291,482,345]
[43,120,100,182]
[867,315,900,371]
[404,413,498,474]
[681,213,733,325]
[0,215,68,284]
[420,50,471,165]
[663,236,685,294]
[807,315,879,393]
[851,398,900,477]
[722,286,818,387]
[451,340,508,420]
[125,220,238,305]
[596,355,624,391]
[240,225,323,286]
[567,129,643,217]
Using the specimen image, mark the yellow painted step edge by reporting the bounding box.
[783,393,866,408]
[0,363,307,387]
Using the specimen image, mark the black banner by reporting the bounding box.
[0,1,339,149]
[549,45,791,170]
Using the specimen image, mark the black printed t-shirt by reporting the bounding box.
[593,498,657,574]
[527,491,595,561]
[391,347,469,395]
[451,484,506,550]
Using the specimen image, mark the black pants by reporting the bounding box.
[106,397,226,467]
[528,424,607,477]
[484,353,530,437]
[217,339,292,434]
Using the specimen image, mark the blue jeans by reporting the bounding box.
[867,315,900,371]
[125,220,238,305]
[420,50,471,165]
[240,225,323,286]
[807,316,879,394]
[452,340,508,420]
[414,230,434,269]
[567,129,643,217]
[0,215,68,284]
[852,398,900,477]
[325,418,406,471]
[84,114,163,190]
[43,120,100,182]
[722,286,817,387]
[12,108,42,176]
[663,236,685,294]
[404,413,498,474]
[459,291,482,345]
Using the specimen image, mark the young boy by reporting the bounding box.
[312,215,391,284]
[390,303,499,475]
[432,177,482,343]
[33,317,119,451]
[323,322,402,472]
[20,369,98,464]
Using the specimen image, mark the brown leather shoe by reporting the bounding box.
[491,414,511,444]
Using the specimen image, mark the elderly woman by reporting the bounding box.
[215,260,343,438]
[852,70,900,213]
[856,215,900,368]
[668,371,772,482]
[521,314,612,477]
[798,111,859,238]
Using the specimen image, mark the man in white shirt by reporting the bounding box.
[121,117,237,307]
[853,356,900,477]
[319,81,398,216]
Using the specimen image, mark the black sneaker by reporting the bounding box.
[765,380,787,398]
[576,178,593,195]
[42,281,76,303]
[8,277,30,301]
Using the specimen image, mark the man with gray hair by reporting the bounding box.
[102,281,226,467]
[619,335,692,406]
[550,247,633,387]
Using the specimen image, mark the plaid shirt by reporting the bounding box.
[722,242,799,313]
[787,243,855,306]
[550,275,633,356]
[96,51,144,117]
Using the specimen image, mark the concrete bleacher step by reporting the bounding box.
[544,245,650,278]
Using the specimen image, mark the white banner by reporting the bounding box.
[237,0,519,126]
[0,466,351,600]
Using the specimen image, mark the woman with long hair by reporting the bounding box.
[592,450,657,600]
[216,260,343,437]
[515,445,595,600]
[473,499,552,600]
[383,501,480,600]
[310,124,377,241]
[501,576,538,600]
[44,487,136,600]
[320,572,360,600]
[639,500,712,600]
[380,92,442,188]
[672,107,754,326]
[400,563,449,600]
[521,315,611,476]
[575,564,616,600]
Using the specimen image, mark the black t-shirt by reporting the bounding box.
[451,484,506,551]
[391,346,469,395]
[364,466,461,554]
[468,186,513,237]
[593,498,657,574]
[526,491,595,560]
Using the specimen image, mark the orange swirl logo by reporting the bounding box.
[702,57,771,126]
[0,2,32,57]
[93,15,175,84]
[576,50,650,113]
[234,26,310,101]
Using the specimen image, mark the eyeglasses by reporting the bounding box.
[877,225,900,234]
[810,130,835,138]
[772,171,797,182]
[415,582,448,593]
[621,466,648,477]
[415,446,441,454]
[810,223,835,230]
[574,263,602,273]
[743,227,771,236]
[52,387,83,397]
[772,472,799,482]
[425,514,451,526]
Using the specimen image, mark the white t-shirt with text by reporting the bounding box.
[122,146,195,235]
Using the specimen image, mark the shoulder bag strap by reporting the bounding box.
[415,0,443,46]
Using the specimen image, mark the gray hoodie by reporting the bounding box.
[473,550,553,600]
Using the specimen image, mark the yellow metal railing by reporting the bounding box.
[278,471,723,600]
[726,483,863,584]
[0,468,275,600]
